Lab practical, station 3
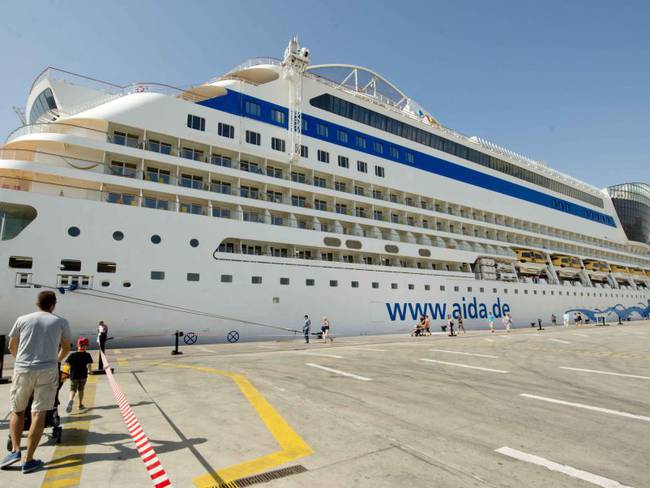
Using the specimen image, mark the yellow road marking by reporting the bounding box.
[41,376,97,488]
[41,477,82,488]
[159,363,313,487]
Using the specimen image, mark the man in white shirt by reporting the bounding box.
[2,291,71,474]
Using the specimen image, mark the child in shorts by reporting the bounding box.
[65,337,93,412]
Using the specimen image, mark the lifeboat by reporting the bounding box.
[551,254,582,278]
[583,259,610,281]
[628,267,647,282]
[513,248,547,274]
[610,264,630,281]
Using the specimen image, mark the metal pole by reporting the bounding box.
[171,330,183,355]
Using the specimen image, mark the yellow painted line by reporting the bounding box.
[159,363,313,487]
[41,376,97,488]
[41,477,82,488]
[116,358,129,367]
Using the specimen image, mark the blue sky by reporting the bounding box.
[1,0,648,188]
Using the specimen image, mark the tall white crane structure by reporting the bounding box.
[281,37,310,164]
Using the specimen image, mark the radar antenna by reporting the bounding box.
[281,37,310,164]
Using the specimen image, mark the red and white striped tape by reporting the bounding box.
[100,350,173,488]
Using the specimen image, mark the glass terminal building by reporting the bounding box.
[608,182,650,244]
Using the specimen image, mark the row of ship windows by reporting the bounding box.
[10,267,647,300]
[111,128,624,256]
[181,117,388,177]
[309,94,604,208]
[67,226,200,247]
[100,271,650,298]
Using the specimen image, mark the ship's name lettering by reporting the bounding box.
[385,297,511,322]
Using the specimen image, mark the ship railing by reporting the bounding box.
[27,67,210,119]
[0,173,640,267]
[0,146,631,256]
[29,67,124,98]
[6,121,108,144]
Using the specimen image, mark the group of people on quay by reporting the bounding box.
[2,291,109,474]
[410,311,590,337]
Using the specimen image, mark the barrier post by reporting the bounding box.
[171,330,183,355]
[0,335,10,384]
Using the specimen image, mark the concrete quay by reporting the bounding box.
[1,320,649,487]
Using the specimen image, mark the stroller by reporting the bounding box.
[5,365,66,451]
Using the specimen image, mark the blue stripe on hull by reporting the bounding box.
[199,90,616,228]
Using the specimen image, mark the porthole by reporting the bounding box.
[345,239,362,250]
[151,234,161,244]
[68,226,80,237]
[123,281,132,288]
[385,245,399,254]
[323,237,341,247]
[113,231,124,241]
[418,249,431,257]
[101,281,110,287]
[190,238,199,248]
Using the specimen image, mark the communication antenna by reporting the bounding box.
[282,37,310,164]
[12,106,26,126]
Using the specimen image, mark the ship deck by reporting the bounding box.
[2,321,650,487]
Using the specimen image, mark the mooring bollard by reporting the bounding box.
[172,330,184,355]
[0,335,10,384]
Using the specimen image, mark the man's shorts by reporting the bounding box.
[9,367,59,413]
[70,378,87,393]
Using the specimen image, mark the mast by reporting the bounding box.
[281,37,310,164]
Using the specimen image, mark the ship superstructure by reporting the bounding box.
[1,39,649,344]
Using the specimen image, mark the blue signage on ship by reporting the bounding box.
[386,297,511,321]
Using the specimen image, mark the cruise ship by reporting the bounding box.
[1,39,649,345]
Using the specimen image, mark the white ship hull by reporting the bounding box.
[1,190,647,347]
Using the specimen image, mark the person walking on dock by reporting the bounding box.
[321,317,333,343]
[563,311,570,327]
[503,313,512,333]
[488,312,495,333]
[2,291,71,474]
[303,315,311,344]
[551,314,557,326]
[446,314,456,337]
[457,316,466,334]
